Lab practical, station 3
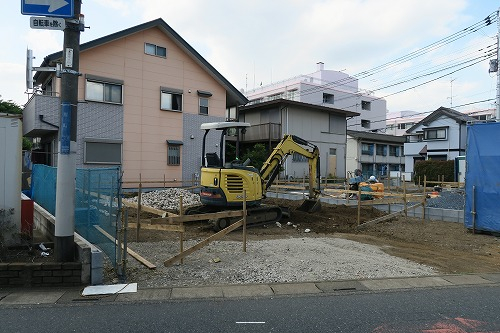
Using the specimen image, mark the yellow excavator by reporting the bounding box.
[195,121,322,230]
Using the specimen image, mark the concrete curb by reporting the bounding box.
[0,273,499,305]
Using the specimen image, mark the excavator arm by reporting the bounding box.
[260,134,321,200]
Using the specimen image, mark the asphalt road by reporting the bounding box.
[1,285,500,332]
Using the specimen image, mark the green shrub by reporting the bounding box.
[414,160,454,184]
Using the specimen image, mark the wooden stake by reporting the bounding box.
[136,175,142,242]
[179,195,184,265]
[403,174,407,217]
[243,190,247,253]
[357,186,361,226]
[423,175,427,222]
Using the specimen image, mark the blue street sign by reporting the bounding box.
[21,0,74,18]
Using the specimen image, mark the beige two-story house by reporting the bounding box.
[23,19,247,186]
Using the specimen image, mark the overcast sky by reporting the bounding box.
[1,0,499,114]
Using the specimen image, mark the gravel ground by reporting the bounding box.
[426,190,465,210]
[120,187,465,288]
[125,237,436,288]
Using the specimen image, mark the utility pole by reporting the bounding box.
[55,0,82,262]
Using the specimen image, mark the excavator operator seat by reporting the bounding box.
[205,153,221,167]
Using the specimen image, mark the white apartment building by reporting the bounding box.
[385,109,495,136]
[245,63,387,132]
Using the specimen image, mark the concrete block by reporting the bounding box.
[222,284,274,298]
[361,278,413,290]
[270,283,321,295]
[316,280,368,293]
[427,207,443,221]
[442,209,459,222]
[171,286,223,299]
[403,276,452,287]
[442,275,494,285]
[116,288,172,302]
[0,291,65,304]
[480,273,500,283]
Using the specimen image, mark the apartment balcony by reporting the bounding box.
[23,94,60,137]
[241,123,282,142]
[404,142,427,156]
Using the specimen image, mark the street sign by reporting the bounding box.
[30,16,65,30]
[21,0,74,18]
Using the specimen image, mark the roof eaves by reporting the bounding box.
[34,18,248,106]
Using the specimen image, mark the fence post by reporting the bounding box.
[136,174,142,242]
[422,175,427,223]
[242,190,247,253]
[179,195,184,265]
[403,174,408,217]
[357,187,361,226]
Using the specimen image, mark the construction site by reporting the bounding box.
[2,121,500,289]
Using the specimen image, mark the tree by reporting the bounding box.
[0,99,32,150]
[242,143,268,171]
[0,99,23,114]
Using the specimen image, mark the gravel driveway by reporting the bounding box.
[126,237,436,288]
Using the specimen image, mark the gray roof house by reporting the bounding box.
[403,106,478,175]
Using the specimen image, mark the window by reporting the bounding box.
[161,89,183,111]
[376,144,387,156]
[286,89,298,101]
[85,79,123,104]
[361,100,371,110]
[473,114,491,120]
[167,141,182,165]
[389,145,400,157]
[361,119,370,129]
[199,97,209,115]
[329,148,337,155]
[361,143,374,155]
[424,128,446,140]
[145,43,167,57]
[323,93,334,104]
[292,153,307,162]
[84,139,122,164]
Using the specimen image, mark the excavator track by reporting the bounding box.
[184,204,284,232]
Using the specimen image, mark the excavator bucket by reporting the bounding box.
[297,199,321,213]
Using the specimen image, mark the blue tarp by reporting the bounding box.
[464,122,500,232]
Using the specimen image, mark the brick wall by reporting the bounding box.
[0,262,82,287]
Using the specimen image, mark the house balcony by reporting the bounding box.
[240,122,282,143]
[23,94,60,137]
[404,142,427,156]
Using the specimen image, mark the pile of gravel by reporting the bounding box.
[125,188,201,212]
[126,237,436,288]
[426,190,465,210]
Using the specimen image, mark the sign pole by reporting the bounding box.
[54,0,81,262]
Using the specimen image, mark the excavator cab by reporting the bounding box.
[199,122,263,208]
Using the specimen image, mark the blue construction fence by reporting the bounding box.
[30,164,122,267]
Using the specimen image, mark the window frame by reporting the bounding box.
[199,97,209,115]
[83,139,122,165]
[85,76,123,105]
[361,143,374,156]
[145,42,167,58]
[167,142,182,166]
[160,88,183,112]
[361,100,371,110]
[322,93,334,104]
[424,127,447,141]
[376,144,387,156]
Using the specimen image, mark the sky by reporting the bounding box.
[1,0,499,114]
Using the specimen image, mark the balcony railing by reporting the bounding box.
[241,123,282,142]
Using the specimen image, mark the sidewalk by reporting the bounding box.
[1,273,499,305]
